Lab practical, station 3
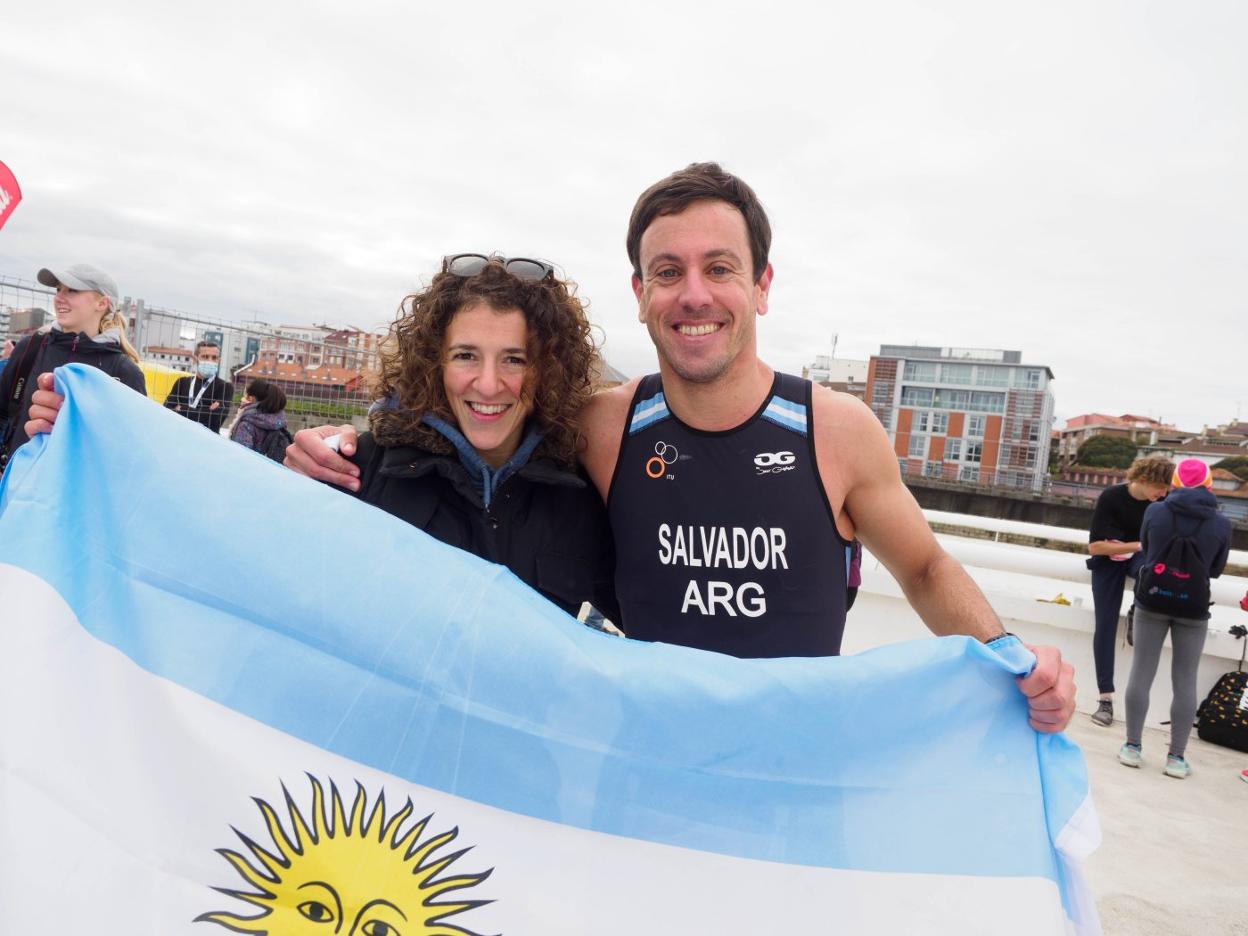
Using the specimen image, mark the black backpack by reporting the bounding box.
[1196,625,1248,753]
[0,335,43,472]
[256,426,293,463]
[1134,518,1211,617]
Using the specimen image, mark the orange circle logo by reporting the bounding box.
[645,441,679,479]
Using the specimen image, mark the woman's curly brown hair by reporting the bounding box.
[370,260,599,466]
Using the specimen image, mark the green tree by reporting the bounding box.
[1075,435,1138,468]
[1214,456,1248,482]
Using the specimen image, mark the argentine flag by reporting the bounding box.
[0,366,1100,934]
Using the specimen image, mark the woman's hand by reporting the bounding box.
[24,372,63,437]
[284,424,361,490]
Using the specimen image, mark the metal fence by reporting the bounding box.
[2,275,380,434]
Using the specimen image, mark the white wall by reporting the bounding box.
[846,520,1247,732]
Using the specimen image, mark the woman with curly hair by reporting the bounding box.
[345,253,615,618]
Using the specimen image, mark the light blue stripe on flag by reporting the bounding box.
[0,366,1100,934]
[629,391,670,433]
[761,396,807,435]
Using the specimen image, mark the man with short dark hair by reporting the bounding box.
[281,161,1076,733]
[164,340,233,433]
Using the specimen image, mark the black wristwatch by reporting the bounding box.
[984,631,1016,645]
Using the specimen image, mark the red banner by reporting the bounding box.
[0,161,22,231]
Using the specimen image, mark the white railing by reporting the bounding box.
[844,510,1247,731]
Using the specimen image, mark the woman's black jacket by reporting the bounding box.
[347,432,617,620]
[0,328,146,458]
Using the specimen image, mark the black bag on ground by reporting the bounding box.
[256,426,293,462]
[1196,625,1248,753]
[1134,526,1211,618]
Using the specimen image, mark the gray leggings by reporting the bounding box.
[1124,605,1209,756]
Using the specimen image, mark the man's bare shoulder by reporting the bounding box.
[809,385,899,527]
[583,378,640,435]
[809,383,885,442]
[578,378,642,498]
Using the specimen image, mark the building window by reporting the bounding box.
[923,461,943,478]
[933,388,970,410]
[931,412,948,434]
[903,361,937,382]
[946,439,962,461]
[970,391,1005,413]
[900,386,934,407]
[909,435,928,458]
[940,363,973,385]
[903,386,1005,414]
[965,442,983,463]
[967,415,985,438]
[1013,368,1042,389]
[975,365,1009,387]
[959,465,980,483]
[913,410,930,433]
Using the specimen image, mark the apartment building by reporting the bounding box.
[866,345,1055,491]
[1056,413,1177,468]
[801,354,869,400]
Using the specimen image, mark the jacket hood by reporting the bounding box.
[237,406,287,431]
[38,324,129,357]
[1163,486,1221,522]
[376,431,584,512]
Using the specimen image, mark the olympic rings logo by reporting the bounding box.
[645,441,679,479]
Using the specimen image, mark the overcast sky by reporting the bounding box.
[2,0,1244,430]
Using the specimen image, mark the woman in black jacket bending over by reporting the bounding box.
[349,253,615,620]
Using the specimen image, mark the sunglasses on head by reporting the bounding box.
[442,253,554,283]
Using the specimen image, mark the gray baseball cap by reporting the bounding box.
[37,264,121,309]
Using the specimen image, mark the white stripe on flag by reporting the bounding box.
[1,562,1072,934]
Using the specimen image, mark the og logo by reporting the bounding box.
[754,451,796,475]
[646,441,679,479]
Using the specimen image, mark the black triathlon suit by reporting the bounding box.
[608,372,851,659]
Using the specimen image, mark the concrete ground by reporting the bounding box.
[1070,709,1248,936]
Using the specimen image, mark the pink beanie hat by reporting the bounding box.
[1172,458,1213,489]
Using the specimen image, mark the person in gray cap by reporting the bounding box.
[0,264,146,469]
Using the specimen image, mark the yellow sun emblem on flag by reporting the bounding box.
[197,774,495,936]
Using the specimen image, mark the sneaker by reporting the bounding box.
[1164,755,1191,779]
[1091,700,1114,727]
[1118,743,1142,768]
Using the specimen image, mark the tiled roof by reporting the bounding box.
[1063,413,1172,430]
[1179,439,1247,454]
[235,360,364,387]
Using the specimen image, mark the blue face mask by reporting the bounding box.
[197,361,219,380]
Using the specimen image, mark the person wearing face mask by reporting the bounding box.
[0,264,146,471]
[164,341,234,433]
